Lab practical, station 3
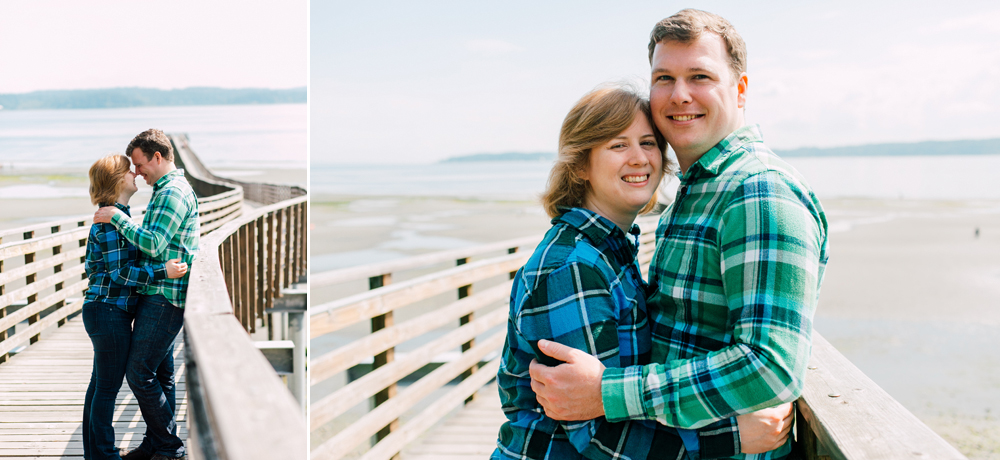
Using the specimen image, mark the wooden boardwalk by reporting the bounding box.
[0,316,187,459]
[402,382,504,460]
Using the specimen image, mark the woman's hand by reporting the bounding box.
[166,259,188,279]
[737,402,794,453]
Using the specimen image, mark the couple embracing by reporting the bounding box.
[83,129,198,460]
[494,9,829,460]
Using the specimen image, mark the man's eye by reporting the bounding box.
[656,75,673,82]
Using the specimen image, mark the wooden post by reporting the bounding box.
[369,273,398,455]
[24,231,40,345]
[275,209,286,294]
[282,208,292,289]
[289,204,299,284]
[239,224,252,333]
[256,216,266,330]
[221,238,235,315]
[51,226,65,328]
[508,247,519,279]
[456,257,476,403]
[298,202,307,281]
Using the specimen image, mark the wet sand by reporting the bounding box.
[316,194,1000,459]
[0,167,306,231]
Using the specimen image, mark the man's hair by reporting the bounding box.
[126,129,174,162]
[541,84,668,219]
[89,154,131,206]
[648,9,747,81]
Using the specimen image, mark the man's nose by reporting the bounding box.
[670,79,692,105]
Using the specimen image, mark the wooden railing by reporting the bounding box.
[311,216,965,460]
[184,195,307,460]
[0,151,244,363]
[169,134,308,459]
[0,135,306,459]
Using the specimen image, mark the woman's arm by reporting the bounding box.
[513,262,740,459]
[95,223,167,286]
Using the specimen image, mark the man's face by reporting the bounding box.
[130,148,160,186]
[649,33,747,165]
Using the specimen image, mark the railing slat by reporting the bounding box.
[0,298,83,356]
[310,307,507,422]
[0,279,87,332]
[311,281,510,379]
[0,264,84,311]
[310,252,529,335]
[311,332,505,460]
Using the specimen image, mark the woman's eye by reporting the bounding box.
[641,141,657,148]
[610,143,627,149]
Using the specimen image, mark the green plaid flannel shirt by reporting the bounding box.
[495,208,740,460]
[601,125,829,459]
[111,169,199,309]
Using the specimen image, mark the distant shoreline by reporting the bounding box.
[0,86,306,111]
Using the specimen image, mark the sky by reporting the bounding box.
[311,0,1000,165]
[0,0,307,92]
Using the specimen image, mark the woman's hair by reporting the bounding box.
[541,84,669,218]
[89,154,131,206]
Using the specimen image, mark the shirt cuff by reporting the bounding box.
[152,264,168,281]
[698,416,740,459]
[601,365,647,423]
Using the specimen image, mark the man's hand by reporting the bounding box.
[165,258,188,279]
[93,206,121,224]
[737,402,794,454]
[528,339,606,421]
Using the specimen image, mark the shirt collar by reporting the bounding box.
[553,207,640,249]
[153,169,185,191]
[683,124,763,180]
[113,202,131,217]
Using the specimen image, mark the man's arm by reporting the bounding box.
[95,223,168,286]
[604,171,825,428]
[512,262,742,459]
[110,188,190,258]
[535,172,826,431]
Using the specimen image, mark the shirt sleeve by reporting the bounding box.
[514,262,741,459]
[97,223,167,286]
[601,171,826,429]
[111,186,189,259]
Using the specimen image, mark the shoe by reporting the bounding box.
[120,447,153,460]
[149,455,186,460]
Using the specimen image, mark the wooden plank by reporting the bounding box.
[797,332,966,460]
[355,358,501,460]
[310,252,529,335]
[311,281,509,375]
[0,299,83,356]
[310,315,506,425]
[0,247,86,291]
[0,279,87,331]
[311,338,504,460]
[0,228,88,261]
[311,235,542,287]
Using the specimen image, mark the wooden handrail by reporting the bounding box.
[310,213,963,460]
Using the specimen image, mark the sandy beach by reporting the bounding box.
[315,193,1000,459]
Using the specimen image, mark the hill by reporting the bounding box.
[0,87,306,110]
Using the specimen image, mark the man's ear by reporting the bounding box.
[736,72,748,109]
[152,151,163,164]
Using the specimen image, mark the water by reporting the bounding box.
[0,104,306,170]
[313,154,1000,200]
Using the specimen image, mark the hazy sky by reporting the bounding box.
[312,1,1000,165]
[0,0,307,92]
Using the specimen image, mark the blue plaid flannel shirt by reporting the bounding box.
[84,202,167,312]
[493,208,739,460]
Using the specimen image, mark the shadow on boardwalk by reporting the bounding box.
[0,316,186,458]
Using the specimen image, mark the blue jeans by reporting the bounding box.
[83,301,133,460]
[126,294,185,458]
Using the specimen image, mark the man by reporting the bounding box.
[530,9,829,459]
[94,129,199,460]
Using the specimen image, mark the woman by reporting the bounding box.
[82,154,187,460]
[492,85,782,460]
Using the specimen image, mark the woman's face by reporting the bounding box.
[580,115,663,229]
[120,169,139,196]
